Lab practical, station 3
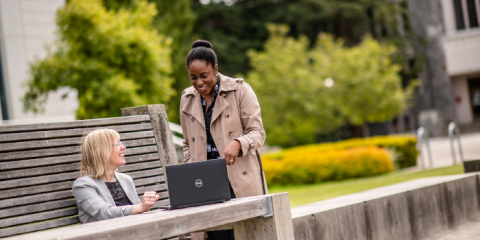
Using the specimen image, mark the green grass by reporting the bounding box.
[268,164,464,207]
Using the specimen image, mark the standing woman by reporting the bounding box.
[180,40,267,240]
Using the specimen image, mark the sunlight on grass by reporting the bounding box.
[268,164,464,207]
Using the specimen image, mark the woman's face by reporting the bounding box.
[109,138,126,169]
[188,60,218,98]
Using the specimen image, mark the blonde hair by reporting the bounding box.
[80,129,120,179]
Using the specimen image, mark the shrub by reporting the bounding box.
[263,146,394,186]
[266,135,418,169]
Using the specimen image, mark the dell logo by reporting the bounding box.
[195,179,203,187]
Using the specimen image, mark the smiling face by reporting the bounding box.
[188,60,218,98]
[109,137,126,169]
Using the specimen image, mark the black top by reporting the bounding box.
[105,181,132,206]
[202,75,221,160]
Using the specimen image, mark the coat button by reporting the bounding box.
[225,113,229,118]
[243,171,247,175]
[191,117,194,122]
[192,137,195,142]
[223,93,227,98]
[229,131,233,136]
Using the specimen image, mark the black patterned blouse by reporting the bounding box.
[105,181,132,206]
[202,75,221,160]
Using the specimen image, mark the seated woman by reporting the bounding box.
[73,129,159,223]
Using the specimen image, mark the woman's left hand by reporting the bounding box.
[222,140,241,165]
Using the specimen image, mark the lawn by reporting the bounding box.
[268,164,464,207]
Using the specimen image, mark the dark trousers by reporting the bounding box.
[206,181,236,240]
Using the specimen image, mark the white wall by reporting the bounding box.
[441,0,456,35]
[442,29,480,77]
[0,0,78,124]
[452,76,473,124]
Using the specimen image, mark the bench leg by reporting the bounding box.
[233,193,294,240]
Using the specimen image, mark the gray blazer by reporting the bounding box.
[72,172,141,224]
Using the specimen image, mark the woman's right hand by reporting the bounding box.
[132,191,159,214]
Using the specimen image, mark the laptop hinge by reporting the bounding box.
[262,196,273,218]
[177,199,226,209]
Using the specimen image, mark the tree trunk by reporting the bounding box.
[362,122,370,138]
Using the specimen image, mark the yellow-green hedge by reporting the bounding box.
[263,146,393,186]
[266,135,418,169]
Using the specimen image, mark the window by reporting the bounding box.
[453,0,480,30]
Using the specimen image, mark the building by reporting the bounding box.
[0,0,78,125]
[404,0,480,136]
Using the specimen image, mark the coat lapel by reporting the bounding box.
[210,73,238,126]
[181,88,206,129]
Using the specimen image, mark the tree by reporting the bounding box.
[247,25,343,147]
[23,0,174,119]
[310,34,414,137]
[192,0,421,90]
[247,25,411,147]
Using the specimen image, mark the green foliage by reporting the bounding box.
[248,25,411,147]
[23,0,174,119]
[193,0,421,87]
[311,34,414,126]
[266,135,419,169]
[150,0,196,123]
[263,146,394,186]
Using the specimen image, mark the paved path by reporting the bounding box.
[424,217,480,240]
[417,131,480,169]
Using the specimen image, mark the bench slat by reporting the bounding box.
[0,208,78,229]
[0,181,74,200]
[0,115,150,133]
[0,190,72,209]
[0,134,156,152]
[119,161,162,173]
[0,199,76,219]
[133,176,165,187]
[0,172,79,190]
[136,183,167,195]
[0,163,80,180]
[125,168,163,180]
[0,123,153,143]
[0,149,158,171]
[0,143,157,161]
[0,216,79,238]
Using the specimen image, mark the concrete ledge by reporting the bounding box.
[292,173,480,240]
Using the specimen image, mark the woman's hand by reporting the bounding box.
[132,191,159,214]
[222,140,241,165]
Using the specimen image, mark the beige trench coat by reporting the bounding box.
[180,73,267,240]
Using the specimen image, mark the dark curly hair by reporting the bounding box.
[186,40,218,70]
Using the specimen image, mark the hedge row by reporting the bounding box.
[265,135,418,169]
[263,146,394,186]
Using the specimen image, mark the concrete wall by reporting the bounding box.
[0,0,78,124]
[292,174,480,240]
[452,76,473,124]
[443,30,480,77]
[440,0,456,34]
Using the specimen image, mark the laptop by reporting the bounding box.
[161,158,231,209]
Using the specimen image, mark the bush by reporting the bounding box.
[263,146,394,186]
[266,135,418,169]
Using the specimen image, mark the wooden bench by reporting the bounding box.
[4,193,294,240]
[0,104,177,238]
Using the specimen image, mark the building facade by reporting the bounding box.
[0,0,78,125]
[397,0,480,136]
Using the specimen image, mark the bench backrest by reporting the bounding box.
[0,114,171,238]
